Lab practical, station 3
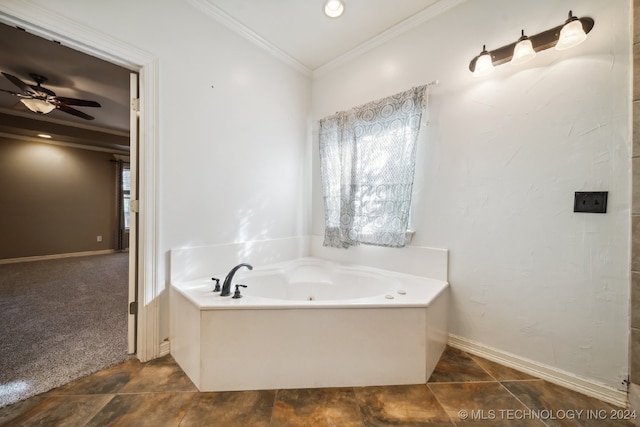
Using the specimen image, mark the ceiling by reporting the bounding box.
[202,0,443,71]
[0,22,131,153]
[0,0,454,151]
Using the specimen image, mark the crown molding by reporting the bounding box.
[0,131,129,154]
[186,0,466,79]
[313,0,467,78]
[185,0,313,77]
[0,107,130,137]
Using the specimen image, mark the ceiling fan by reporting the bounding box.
[0,71,101,120]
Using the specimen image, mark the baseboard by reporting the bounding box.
[448,334,628,408]
[0,249,117,264]
[159,340,171,357]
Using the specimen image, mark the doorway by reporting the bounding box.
[0,22,139,406]
[0,1,160,364]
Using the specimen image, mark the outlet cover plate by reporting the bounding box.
[574,191,608,214]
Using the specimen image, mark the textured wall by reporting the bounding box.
[312,0,631,390]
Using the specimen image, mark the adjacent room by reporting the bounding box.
[0,22,133,407]
[0,0,638,424]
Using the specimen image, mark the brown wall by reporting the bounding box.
[0,137,117,259]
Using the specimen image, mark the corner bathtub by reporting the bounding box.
[170,257,449,392]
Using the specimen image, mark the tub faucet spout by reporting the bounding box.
[221,263,253,296]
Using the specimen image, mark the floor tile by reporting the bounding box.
[85,392,195,427]
[3,346,635,427]
[0,395,47,426]
[179,390,275,427]
[0,394,113,427]
[354,384,453,426]
[428,346,494,383]
[468,355,537,381]
[49,358,142,395]
[117,355,198,393]
[428,381,545,426]
[272,387,364,427]
[503,380,637,427]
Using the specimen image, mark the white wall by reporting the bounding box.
[17,0,311,342]
[311,0,631,389]
[8,0,631,391]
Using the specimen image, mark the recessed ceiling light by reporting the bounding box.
[37,134,52,139]
[324,0,344,18]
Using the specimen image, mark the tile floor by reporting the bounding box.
[0,346,636,426]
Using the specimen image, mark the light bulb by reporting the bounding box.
[473,45,494,77]
[324,0,344,18]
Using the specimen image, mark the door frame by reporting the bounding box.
[128,72,138,355]
[0,1,161,362]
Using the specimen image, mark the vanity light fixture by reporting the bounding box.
[37,133,52,139]
[324,0,345,18]
[469,10,594,75]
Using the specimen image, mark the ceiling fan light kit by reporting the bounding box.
[20,98,56,114]
[469,10,594,76]
[0,71,101,120]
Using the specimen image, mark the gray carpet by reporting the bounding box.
[0,252,130,408]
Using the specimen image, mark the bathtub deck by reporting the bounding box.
[171,283,449,392]
[173,275,448,310]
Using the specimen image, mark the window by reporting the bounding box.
[121,165,131,230]
[319,86,427,248]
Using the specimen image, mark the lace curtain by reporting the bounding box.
[319,85,427,248]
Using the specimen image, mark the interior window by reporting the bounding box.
[122,165,131,230]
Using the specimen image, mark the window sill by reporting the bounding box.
[406,230,415,245]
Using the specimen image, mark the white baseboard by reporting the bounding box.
[448,334,628,408]
[0,249,117,264]
[159,340,171,357]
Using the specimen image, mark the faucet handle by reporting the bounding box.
[211,277,221,292]
[232,284,247,299]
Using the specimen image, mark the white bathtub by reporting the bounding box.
[170,257,449,392]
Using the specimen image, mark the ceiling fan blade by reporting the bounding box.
[55,97,101,108]
[56,104,95,120]
[0,88,20,96]
[1,72,33,94]
[30,84,55,97]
